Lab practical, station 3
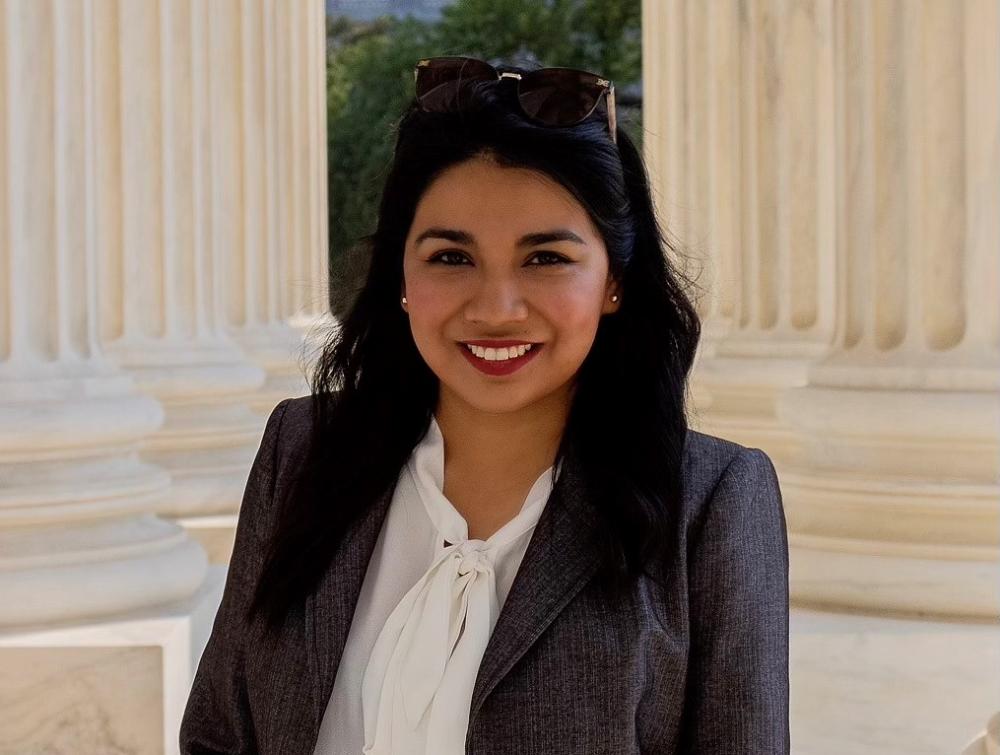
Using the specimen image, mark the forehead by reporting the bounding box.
[407,158,599,245]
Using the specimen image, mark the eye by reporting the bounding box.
[428,250,470,265]
[526,251,570,266]
[427,250,570,266]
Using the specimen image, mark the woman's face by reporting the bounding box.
[401,155,621,415]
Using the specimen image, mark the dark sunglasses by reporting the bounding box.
[413,56,617,145]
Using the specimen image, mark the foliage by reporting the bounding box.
[435,0,641,84]
[326,17,438,310]
[326,0,643,309]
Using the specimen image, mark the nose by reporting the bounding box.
[463,276,529,325]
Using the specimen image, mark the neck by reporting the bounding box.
[433,384,573,484]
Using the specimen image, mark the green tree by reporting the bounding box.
[326,1,643,313]
[435,0,641,84]
[434,0,576,63]
[434,0,643,144]
[327,17,438,314]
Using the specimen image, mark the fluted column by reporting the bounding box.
[0,0,206,628]
[644,0,1000,751]
[644,0,836,459]
[92,0,270,561]
[776,0,1000,620]
[226,0,332,416]
[646,0,999,619]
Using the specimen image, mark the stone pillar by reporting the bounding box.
[775,0,999,620]
[0,0,206,630]
[642,0,835,460]
[226,0,333,416]
[642,0,1000,751]
[645,0,999,619]
[0,2,210,751]
[91,0,272,562]
[0,1,331,750]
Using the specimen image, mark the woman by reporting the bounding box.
[179,56,790,755]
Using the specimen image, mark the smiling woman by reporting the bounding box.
[401,157,621,449]
[180,56,789,755]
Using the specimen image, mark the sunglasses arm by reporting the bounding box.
[607,84,617,145]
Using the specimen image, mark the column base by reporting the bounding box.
[0,567,227,755]
[778,384,999,618]
[231,323,312,415]
[689,348,819,464]
[177,513,239,564]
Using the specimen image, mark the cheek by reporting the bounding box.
[405,279,454,325]
[541,288,604,333]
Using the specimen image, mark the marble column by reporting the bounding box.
[643,0,835,460]
[645,0,999,619]
[226,0,333,416]
[0,0,206,630]
[642,0,1000,751]
[0,1,331,750]
[0,2,209,751]
[775,0,999,620]
[92,0,272,561]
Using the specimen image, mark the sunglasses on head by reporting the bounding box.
[413,56,617,145]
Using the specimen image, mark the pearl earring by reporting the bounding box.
[611,294,619,302]
[401,296,407,305]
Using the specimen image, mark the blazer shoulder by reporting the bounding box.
[278,394,317,438]
[269,391,354,479]
[269,394,317,480]
[681,428,781,526]
[275,391,347,435]
[681,428,745,497]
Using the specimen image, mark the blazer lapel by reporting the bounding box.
[305,435,602,737]
[468,436,602,724]
[306,477,396,731]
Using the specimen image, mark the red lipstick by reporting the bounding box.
[457,341,543,377]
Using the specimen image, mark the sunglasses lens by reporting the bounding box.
[517,69,604,126]
[415,57,497,111]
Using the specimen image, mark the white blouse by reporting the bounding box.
[312,413,562,755]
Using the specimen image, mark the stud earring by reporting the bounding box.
[401,296,407,306]
[611,294,619,302]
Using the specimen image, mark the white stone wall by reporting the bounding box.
[0,1,330,752]
[643,1,999,752]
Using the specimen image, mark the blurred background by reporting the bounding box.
[0,1,997,753]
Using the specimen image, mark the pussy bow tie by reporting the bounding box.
[360,416,554,755]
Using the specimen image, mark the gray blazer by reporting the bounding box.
[179,396,790,754]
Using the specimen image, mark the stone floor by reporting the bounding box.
[790,605,1000,755]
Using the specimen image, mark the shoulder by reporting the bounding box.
[681,428,778,492]
[273,394,317,442]
[237,395,320,540]
[680,428,783,539]
[264,394,320,480]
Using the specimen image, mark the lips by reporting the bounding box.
[457,341,543,376]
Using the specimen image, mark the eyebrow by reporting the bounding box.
[414,227,586,248]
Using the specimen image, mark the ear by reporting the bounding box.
[602,278,622,315]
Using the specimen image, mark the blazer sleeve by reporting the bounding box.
[178,398,292,755]
[679,447,790,754]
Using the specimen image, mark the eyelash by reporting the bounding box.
[428,251,570,266]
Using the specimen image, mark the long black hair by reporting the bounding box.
[248,63,704,633]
